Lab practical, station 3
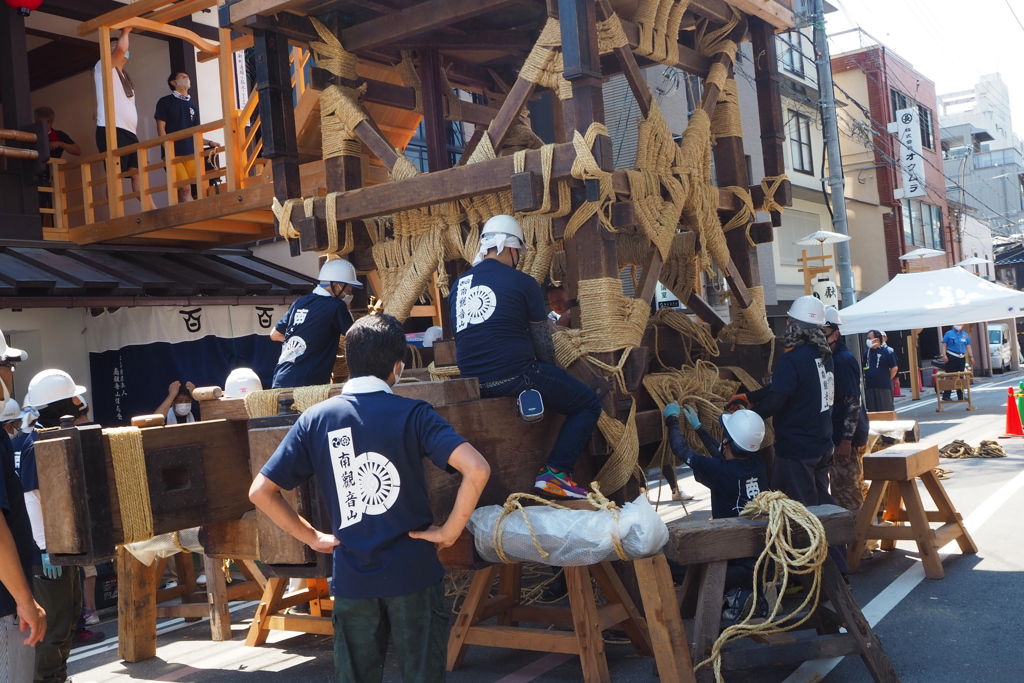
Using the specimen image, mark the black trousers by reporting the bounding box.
[943,355,967,400]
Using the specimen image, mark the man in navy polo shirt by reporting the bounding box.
[450,215,602,500]
[251,313,490,683]
[154,71,215,203]
[271,258,359,389]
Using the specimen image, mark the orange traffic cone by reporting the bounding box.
[1000,387,1024,438]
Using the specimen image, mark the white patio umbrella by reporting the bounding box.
[793,230,852,259]
[956,256,991,266]
[899,247,945,260]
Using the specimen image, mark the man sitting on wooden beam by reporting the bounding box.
[250,313,490,683]
[450,215,602,500]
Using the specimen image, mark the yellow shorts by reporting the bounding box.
[172,158,197,183]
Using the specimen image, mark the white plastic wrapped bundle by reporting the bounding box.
[467,495,669,566]
[123,527,204,566]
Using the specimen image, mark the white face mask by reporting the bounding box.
[173,403,191,417]
[342,293,354,306]
[953,325,963,331]
[177,77,190,89]
[866,338,876,349]
[4,427,14,441]
[394,361,405,383]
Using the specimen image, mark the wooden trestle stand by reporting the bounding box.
[933,371,976,412]
[847,444,977,580]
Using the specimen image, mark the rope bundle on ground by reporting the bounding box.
[696,491,829,683]
[939,440,1006,459]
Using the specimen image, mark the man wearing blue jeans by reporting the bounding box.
[450,215,602,499]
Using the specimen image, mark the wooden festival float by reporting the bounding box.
[32,0,905,680]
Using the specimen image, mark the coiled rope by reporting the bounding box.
[939,439,1006,459]
[696,491,829,683]
[106,426,154,544]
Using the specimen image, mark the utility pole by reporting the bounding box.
[812,0,857,307]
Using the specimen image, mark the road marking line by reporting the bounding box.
[894,373,1023,413]
[781,464,1024,682]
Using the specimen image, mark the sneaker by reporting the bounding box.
[73,629,106,646]
[534,467,588,499]
[83,610,99,626]
[671,490,694,502]
[722,588,754,624]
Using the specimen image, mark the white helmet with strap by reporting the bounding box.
[474,215,525,265]
[787,295,826,325]
[317,258,362,289]
[720,409,766,454]
[24,369,86,409]
[0,329,26,362]
[0,398,20,422]
[824,305,841,327]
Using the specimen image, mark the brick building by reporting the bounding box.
[832,35,960,280]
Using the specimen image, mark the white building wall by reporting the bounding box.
[0,308,92,403]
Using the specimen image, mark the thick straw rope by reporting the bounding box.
[518,18,573,100]
[428,362,461,381]
[243,384,344,418]
[718,286,775,346]
[760,175,789,214]
[648,307,719,368]
[106,427,154,544]
[696,491,829,683]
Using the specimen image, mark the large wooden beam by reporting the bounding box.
[68,183,277,244]
[750,16,789,227]
[290,137,610,228]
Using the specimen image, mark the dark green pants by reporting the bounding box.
[332,581,447,683]
[32,565,81,683]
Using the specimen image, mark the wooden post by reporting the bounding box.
[204,554,232,641]
[909,328,921,400]
[254,28,302,256]
[117,545,158,662]
[218,27,240,192]
[749,17,788,228]
[98,26,123,219]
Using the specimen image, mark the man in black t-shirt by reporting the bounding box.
[154,71,215,203]
[450,215,601,500]
[823,307,869,512]
[33,107,80,220]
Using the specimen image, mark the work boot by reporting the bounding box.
[534,466,588,499]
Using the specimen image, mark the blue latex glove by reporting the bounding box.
[681,404,701,430]
[663,402,680,420]
[41,553,62,579]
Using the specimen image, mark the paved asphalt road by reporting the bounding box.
[68,372,1024,683]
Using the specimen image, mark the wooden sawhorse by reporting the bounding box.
[117,547,266,662]
[448,557,695,683]
[245,577,334,646]
[848,443,977,579]
[670,505,899,683]
[934,371,976,412]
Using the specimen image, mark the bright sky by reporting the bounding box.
[824,0,1024,143]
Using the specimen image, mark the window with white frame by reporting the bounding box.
[789,110,814,175]
[901,199,944,248]
[778,208,822,266]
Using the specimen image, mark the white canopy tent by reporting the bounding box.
[837,266,1024,399]
[838,266,1024,334]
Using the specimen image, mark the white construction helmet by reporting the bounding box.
[0,398,20,422]
[224,368,263,398]
[480,215,525,245]
[24,369,86,409]
[720,409,766,454]
[0,330,26,362]
[787,295,826,325]
[824,306,841,327]
[318,258,362,288]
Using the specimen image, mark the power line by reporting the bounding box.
[1003,0,1024,33]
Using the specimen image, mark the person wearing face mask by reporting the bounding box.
[270,258,359,389]
[251,313,490,683]
[823,308,869,513]
[939,324,973,402]
[863,330,897,412]
[153,380,197,425]
[449,215,602,500]
[155,71,216,203]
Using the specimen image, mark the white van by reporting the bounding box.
[990,323,1012,373]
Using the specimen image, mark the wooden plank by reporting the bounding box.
[749,17,788,227]
[447,565,499,670]
[591,561,653,657]
[665,505,856,566]
[486,76,537,152]
[199,518,259,559]
[691,559,727,682]
[117,545,158,662]
[566,564,610,683]
[720,632,859,671]
[245,577,287,647]
[109,17,219,56]
[919,469,977,554]
[204,553,232,640]
[595,1,651,119]
[68,182,277,244]
[726,0,795,30]
[264,613,335,635]
[147,0,216,25]
[35,436,86,554]
[463,625,581,655]
[861,443,939,481]
[634,554,697,683]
